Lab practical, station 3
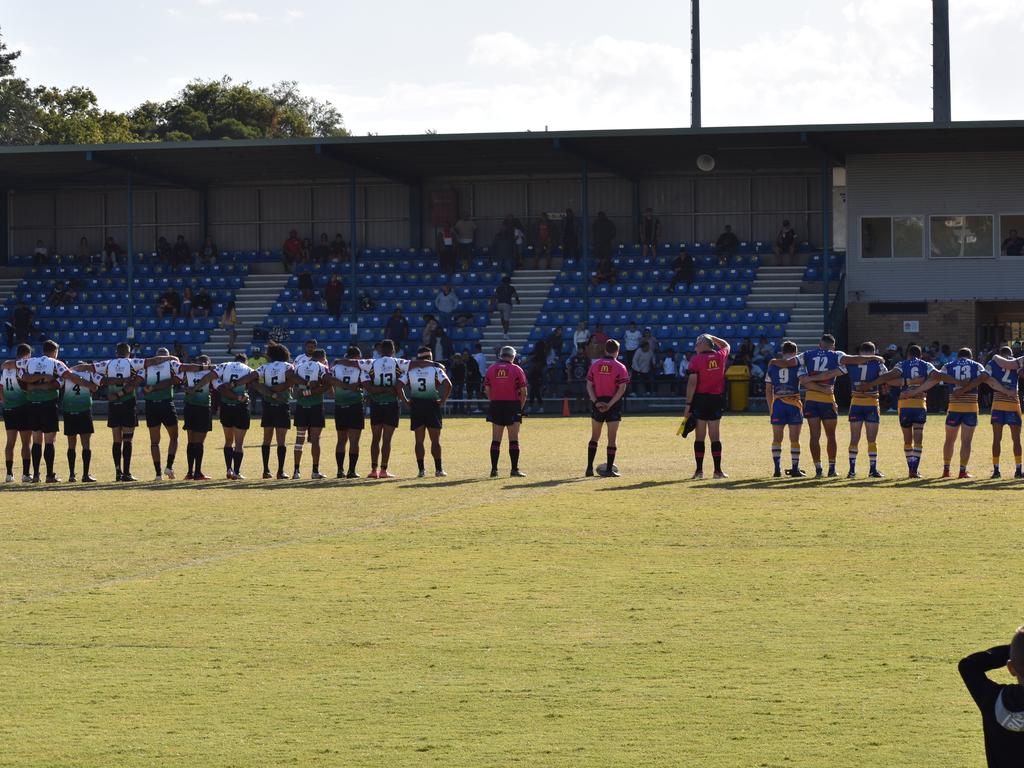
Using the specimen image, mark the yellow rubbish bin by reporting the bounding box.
[725,365,751,411]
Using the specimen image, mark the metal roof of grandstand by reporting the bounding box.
[1,120,1022,188]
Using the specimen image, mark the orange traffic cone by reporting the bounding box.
[562,397,571,417]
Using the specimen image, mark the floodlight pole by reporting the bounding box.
[581,158,591,331]
[349,168,358,340]
[933,0,952,124]
[821,155,831,332]
[691,0,701,129]
[126,172,135,340]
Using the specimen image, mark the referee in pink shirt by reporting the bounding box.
[682,333,731,479]
[484,345,528,478]
[585,339,630,477]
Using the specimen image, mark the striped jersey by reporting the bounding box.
[1,360,27,408]
[214,361,253,406]
[61,370,102,414]
[294,359,328,406]
[142,360,181,402]
[987,359,1021,412]
[944,358,985,413]
[183,370,215,407]
[331,362,364,406]
[24,356,68,402]
[97,358,146,402]
[257,361,293,404]
[891,358,936,410]
[361,357,408,404]
[407,364,449,400]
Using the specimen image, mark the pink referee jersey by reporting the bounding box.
[687,344,730,394]
[484,361,527,401]
[586,357,630,398]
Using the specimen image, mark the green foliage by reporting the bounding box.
[0,28,348,146]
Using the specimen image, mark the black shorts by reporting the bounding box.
[295,404,326,429]
[219,404,251,430]
[29,400,60,434]
[369,402,400,428]
[334,403,365,432]
[62,411,94,436]
[145,399,178,428]
[591,396,622,423]
[261,402,292,429]
[690,392,724,422]
[409,399,443,430]
[487,400,522,426]
[183,403,213,433]
[107,399,139,429]
[3,404,29,432]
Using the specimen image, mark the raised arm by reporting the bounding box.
[959,644,1009,712]
[989,355,1021,371]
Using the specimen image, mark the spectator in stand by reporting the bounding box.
[172,235,191,267]
[297,262,315,301]
[31,239,49,267]
[630,338,656,395]
[300,238,313,264]
[421,315,440,353]
[157,287,181,318]
[312,233,331,264]
[773,219,798,264]
[222,300,238,354]
[192,287,212,318]
[586,324,610,360]
[526,341,547,412]
[938,344,955,367]
[282,229,302,270]
[76,236,91,267]
[573,321,590,350]
[738,337,755,361]
[435,284,459,329]
[437,223,457,277]
[512,216,526,267]
[103,236,124,269]
[640,326,659,355]
[329,233,349,263]
[173,340,190,363]
[639,208,660,260]
[492,217,517,276]
[12,301,34,344]
[156,236,173,265]
[1002,228,1024,256]
[592,254,617,286]
[660,347,679,394]
[753,336,774,367]
[199,235,218,266]
[468,342,486,400]
[562,208,580,263]
[454,215,476,271]
[448,351,467,413]
[592,211,616,263]
[534,213,553,269]
[546,326,565,357]
[623,321,642,367]
[180,287,194,319]
[668,248,695,292]
[47,281,71,307]
[324,274,344,317]
[715,224,740,265]
[492,275,520,340]
[567,344,591,413]
[384,308,411,354]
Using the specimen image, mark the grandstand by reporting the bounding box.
[0,122,1021,366]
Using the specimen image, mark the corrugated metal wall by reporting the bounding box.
[9,173,822,257]
[846,153,1024,301]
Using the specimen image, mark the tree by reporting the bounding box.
[34,86,136,145]
[0,29,42,145]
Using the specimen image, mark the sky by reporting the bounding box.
[4,0,1022,136]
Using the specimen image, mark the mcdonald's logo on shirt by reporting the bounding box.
[600,364,610,373]
[497,369,507,377]
[707,360,719,370]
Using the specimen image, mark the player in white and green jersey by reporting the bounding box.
[1,343,32,482]
[182,354,218,480]
[22,340,68,482]
[213,355,256,480]
[253,342,294,479]
[404,346,451,477]
[290,349,329,479]
[60,364,103,482]
[326,344,366,478]
[142,347,208,481]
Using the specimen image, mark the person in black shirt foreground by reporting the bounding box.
[959,627,1024,767]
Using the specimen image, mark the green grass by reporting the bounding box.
[0,414,1015,767]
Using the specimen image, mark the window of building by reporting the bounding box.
[861,217,891,258]
[929,215,994,258]
[860,216,923,259]
[892,216,924,258]
[999,215,1024,256]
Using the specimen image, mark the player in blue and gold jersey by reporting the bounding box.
[863,344,935,478]
[764,340,805,477]
[982,347,1023,478]
[844,341,887,478]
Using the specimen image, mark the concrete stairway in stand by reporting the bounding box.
[202,272,292,361]
[480,269,559,360]
[746,265,824,348]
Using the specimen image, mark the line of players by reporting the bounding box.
[764,334,1023,479]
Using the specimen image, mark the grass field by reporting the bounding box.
[0,413,1016,767]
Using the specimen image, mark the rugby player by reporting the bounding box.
[59,363,103,482]
[326,345,366,479]
[763,341,805,478]
[96,343,179,482]
[1,343,33,482]
[484,345,528,478]
[363,339,407,479]
[291,348,329,479]
[142,347,208,481]
[253,342,294,479]
[843,342,887,478]
[214,355,255,479]
[21,340,70,482]
[585,338,629,477]
[404,347,451,478]
[863,344,935,478]
[290,338,318,467]
[983,348,1024,478]
[682,333,731,479]
[182,355,217,480]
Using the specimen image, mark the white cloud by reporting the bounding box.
[221,10,260,22]
[286,9,304,21]
[165,8,180,17]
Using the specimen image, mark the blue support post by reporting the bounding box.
[126,173,135,340]
[409,183,423,251]
[581,159,590,330]
[821,155,830,331]
[349,169,358,340]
